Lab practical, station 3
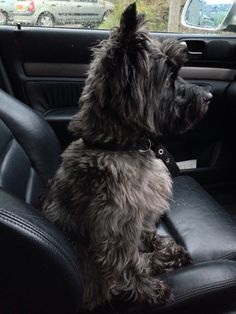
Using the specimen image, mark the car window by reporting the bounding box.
[0,0,235,34]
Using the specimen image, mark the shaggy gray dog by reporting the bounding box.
[43,2,211,311]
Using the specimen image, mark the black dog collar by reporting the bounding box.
[151,142,180,177]
[82,138,153,153]
[82,138,179,177]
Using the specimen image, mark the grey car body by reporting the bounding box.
[14,0,113,27]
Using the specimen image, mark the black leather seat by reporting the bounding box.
[0,88,236,314]
[0,89,61,207]
[0,90,83,314]
[159,176,236,263]
[0,187,83,314]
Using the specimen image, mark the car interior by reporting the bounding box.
[1,2,236,313]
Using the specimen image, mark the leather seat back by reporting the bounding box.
[0,90,83,313]
[0,89,61,207]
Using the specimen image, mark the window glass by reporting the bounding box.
[0,0,235,34]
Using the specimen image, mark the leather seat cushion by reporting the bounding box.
[102,260,236,314]
[157,175,236,263]
[0,188,83,314]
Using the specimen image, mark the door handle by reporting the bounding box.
[181,41,203,56]
[180,40,205,59]
[188,51,203,56]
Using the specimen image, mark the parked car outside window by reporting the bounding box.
[0,0,15,24]
[13,0,114,27]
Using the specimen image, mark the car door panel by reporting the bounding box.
[75,0,100,23]
[0,26,235,183]
[46,0,75,23]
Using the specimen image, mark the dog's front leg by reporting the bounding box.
[88,211,172,306]
[153,234,192,271]
[140,230,192,272]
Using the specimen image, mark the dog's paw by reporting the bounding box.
[173,247,192,268]
[151,280,173,305]
[136,277,173,305]
[150,243,192,272]
[179,249,192,266]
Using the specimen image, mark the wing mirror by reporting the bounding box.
[181,0,236,31]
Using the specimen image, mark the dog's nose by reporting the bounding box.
[203,92,213,103]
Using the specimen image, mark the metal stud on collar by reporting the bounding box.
[158,148,164,155]
[166,157,170,164]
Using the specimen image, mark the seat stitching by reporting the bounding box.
[0,208,80,275]
[221,252,236,260]
[174,279,236,303]
[0,214,81,278]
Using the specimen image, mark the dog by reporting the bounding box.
[42,2,212,310]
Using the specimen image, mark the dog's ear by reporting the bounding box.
[119,2,137,34]
[161,40,188,78]
[119,2,144,37]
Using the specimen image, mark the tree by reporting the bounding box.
[168,0,181,32]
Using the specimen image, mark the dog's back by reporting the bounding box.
[43,137,172,308]
[43,138,172,240]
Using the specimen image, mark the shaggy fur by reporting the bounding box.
[43,3,211,310]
